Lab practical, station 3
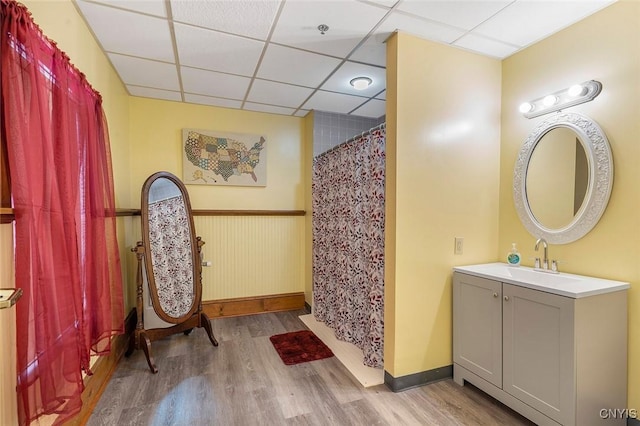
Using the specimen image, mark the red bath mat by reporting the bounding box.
[269,330,334,365]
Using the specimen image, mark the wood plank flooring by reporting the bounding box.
[87,309,534,426]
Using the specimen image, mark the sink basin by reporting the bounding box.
[453,263,629,298]
[505,267,581,286]
[0,288,22,309]
[469,263,580,285]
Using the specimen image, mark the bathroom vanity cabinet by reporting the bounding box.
[453,264,629,426]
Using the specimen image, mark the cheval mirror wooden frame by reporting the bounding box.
[126,171,217,373]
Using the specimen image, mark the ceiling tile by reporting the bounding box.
[85,0,167,17]
[76,0,617,118]
[108,54,180,90]
[302,90,369,114]
[127,86,182,102]
[321,61,386,97]
[454,33,519,58]
[243,102,296,115]
[246,79,314,108]
[76,1,174,62]
[474,0,616,47]
[170,0,281,40]
[349,11,467,66]
[397,1,512,30]
[174,23,264,76]
[358,0,398,7]
[271,0,388,57]
[347,36,387,67]
[351,99,386,118]
[181,67,251,100]
[257,44,342,87]
[185,94,243,109]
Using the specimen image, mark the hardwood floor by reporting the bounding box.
[87,309,534,426]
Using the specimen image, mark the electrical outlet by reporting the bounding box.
[454,237,464,255]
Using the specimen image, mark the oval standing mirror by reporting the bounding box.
[142,173,199,322]
[513,112,613,244]
[127,171,217,374]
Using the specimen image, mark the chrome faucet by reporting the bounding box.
[534,237,558,273]
[534,237,548,269]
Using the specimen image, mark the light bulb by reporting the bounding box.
[543,95,558,107]
[519,102,533,114]
[350,77,372,90]
[568,84,586,97]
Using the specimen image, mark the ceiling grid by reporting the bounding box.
[73,0,616,118]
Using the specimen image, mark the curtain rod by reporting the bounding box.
[315,122,386,159]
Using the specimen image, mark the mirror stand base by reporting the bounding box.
[201,312,219,347]
[125,309,218,374]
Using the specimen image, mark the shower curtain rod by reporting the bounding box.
[316,122,386,159]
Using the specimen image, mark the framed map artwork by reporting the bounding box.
[182,129,267,187]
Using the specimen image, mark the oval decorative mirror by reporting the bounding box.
[513,112,613,244]
[143,173,199,323]
[126,171,217,373]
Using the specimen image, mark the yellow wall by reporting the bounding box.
[128,97,304,210]
[385,32,502,377]
[128,98,307,300]
[499,0,640,408]
[0,225,16,425]
[194,215,305,300]
[303,112,315,304]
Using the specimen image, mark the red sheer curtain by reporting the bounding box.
[1,1,124,424]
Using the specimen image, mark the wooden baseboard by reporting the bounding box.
[64,309,137,426]
[202,292,305,318]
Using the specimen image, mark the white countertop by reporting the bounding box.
[453,262,630,298]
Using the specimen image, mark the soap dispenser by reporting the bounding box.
[507,243,521,266]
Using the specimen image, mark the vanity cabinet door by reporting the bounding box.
[502,283,575,426]
[453,273,502,387]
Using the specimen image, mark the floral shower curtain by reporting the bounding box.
[312,125,385,368]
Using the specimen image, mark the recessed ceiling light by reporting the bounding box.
[350,77,372,90]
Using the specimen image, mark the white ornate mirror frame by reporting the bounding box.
[513,112,613,244]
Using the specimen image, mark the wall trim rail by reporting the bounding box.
[1,208,306,222]
[194,210,305,216]
[0,207,13,223]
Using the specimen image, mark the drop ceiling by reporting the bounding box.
[74,0,616,118]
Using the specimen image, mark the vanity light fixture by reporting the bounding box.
[519,80,602,119]
[518,102,534,114]
[543,95,558,107]
[568,84,587,97]
[350,76,372,90]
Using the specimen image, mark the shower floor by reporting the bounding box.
[299,314,384,387]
